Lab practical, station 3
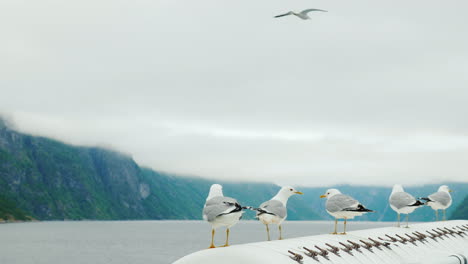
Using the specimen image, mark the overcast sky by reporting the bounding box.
[1,0,468,186]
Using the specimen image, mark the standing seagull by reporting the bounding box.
[256,186,303,241]
[203,184,244,248]
[274,9,327,20]
[389,184,424,228]
[420,185,453,221]
[320,189,373,234]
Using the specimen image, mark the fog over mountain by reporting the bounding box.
[1,120,467,221]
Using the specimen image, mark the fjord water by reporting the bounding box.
[0,221,391,264]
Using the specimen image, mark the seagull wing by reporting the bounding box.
[428,191,452,207]
[203,196,242,222]
[257,200,286,219]
[300,9,327,15]
[390,192,418,209]
[274,11,293,18]
[326,194,359,213]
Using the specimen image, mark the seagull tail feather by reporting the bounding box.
[410,200,425,207]
[344,204,374,212]
[418,197,432,204]
[242,206,276,217]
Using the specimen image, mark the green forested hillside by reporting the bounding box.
[0,118,467,221]
[450,195,468,220]
[139,169,320,220]
[0,118,319,220]
[0,195,32,221]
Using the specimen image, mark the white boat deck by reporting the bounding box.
[174,220,468,264]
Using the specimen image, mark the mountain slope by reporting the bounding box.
[0,118,320,220]
[0,118,466,221]
[0,195,33,221]
[450,195,468,220]
[139,169,320,220]
[0,126,150,220]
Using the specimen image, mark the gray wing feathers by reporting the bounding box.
[258,200,287,219]
[300,9,327,15]
[429,192,451,206]
[390,192,416,209]
[203,196,238,222]
[274,12,292,18]
[326,194,359,213]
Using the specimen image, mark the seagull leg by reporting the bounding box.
[443,210,446,221]
[340,218,347,235]
[405,214,409,228]
[221,228,230,247]
[266,224,271,241]
[278,225,283,240]
[345,218,347,234]
[397,213,400,227]
[435,210,439,221]
[209,229,216,248]
[331,218,338,234]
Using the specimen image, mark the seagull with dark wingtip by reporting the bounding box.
[256,186,303,241]
[203,184,245,248]
[320,188,373,234]
[274,8,327,20]
[420,185,453,221]
[389,184,424,228]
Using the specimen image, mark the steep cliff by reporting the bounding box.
[0,119,320,220]
[0,120,153,219]
[1,118,465,221]
[450,195,468,220]
[0,195,33,221]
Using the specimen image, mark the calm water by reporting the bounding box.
[0,220,392,264]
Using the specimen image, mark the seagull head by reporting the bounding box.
[320,188,341,199]
[280,186,303,196]
[438,185,452,193]
[272,186,303,204]
[392,184,404,193]
[207,184,224,200]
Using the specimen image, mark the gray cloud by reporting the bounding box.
[1,0,468,186]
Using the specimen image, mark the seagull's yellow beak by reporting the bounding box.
[449,189,453,193]
[320,195,327,198]
[295,191,303,195]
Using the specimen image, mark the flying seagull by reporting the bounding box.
[203,184,245,248]
[256,186,303,241]
[389,184,424,228]
[420,185,453,221]
[320,188,373,234]
[274,9,327,20]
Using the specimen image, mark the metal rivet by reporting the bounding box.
[314,246,329,258]
[325,243,340,255]
[359,240,373,251]
[426,230,439,240]
[432,229,446,239]
[413,231,427,240]
[303,247,319,258]
[384,234,398,242]
[368,237,385,248]
[288,250,303,263]
[347,240,362,250]
[441,227,457,238]
[395,234,409,243]
[338,242,354,254]
[405,233,418,242]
